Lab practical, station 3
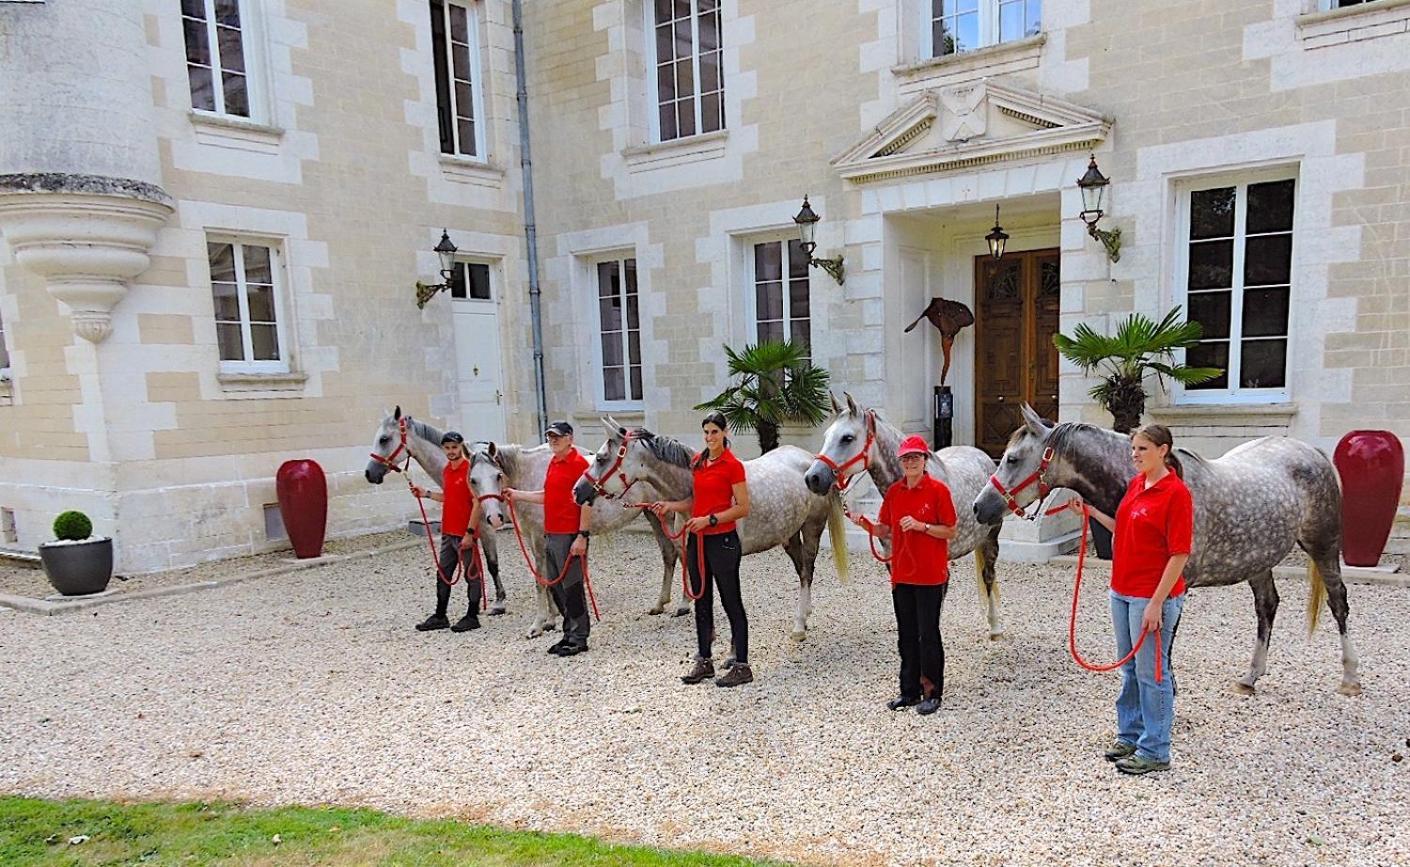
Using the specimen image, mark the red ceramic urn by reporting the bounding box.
[276,459,328,559]
[1333,430,1404,568]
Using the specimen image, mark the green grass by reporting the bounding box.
[0,796,785,866]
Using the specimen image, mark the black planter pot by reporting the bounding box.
[38,538,114,596]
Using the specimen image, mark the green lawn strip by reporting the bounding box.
[0,796,785,866]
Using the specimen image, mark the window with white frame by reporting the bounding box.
[449,261,492,301]
[752,240,810,353]
[0,310,11,379]
[928,0,1041,57]
[649,0,724,142]
[208,240,290,372]
[182,0,251,117]
[1180,176,1296,398]
[594,258,643,405]
[430,0,486,158]
[1322,0,1384,9]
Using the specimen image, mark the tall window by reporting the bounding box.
[209,240,289,372]
[930,0,1040,57]
[651,0,724,142]
[596,258,643,404]
[1181,178,1295,397]
[753,240,810,353]
[430,0,485,158]
[182,0,250,117]
[0,311,10,378]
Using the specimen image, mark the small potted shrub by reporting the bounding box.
[38,510,114,596]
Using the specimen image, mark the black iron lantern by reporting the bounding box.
[1076,155,1121,262]
[985,205,1009,261]
[416,228,461,308]
[791,195,844,285]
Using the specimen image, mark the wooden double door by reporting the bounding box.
[974,249,1060,458]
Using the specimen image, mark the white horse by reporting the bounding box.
[572,418,850,643]
[364,406,507,614]
[804,393,1006,640]
[469,440,685,638]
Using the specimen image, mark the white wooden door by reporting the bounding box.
[451,263,506,443]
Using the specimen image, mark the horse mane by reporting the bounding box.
[629,427,695,469]
[472,442,521,477]
[408,417,444,445]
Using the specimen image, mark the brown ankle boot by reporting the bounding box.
[681,658,715,684]
[715,663,754,687]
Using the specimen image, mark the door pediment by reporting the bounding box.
[832,82,1111,184]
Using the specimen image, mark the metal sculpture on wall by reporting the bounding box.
[904,296,975,386]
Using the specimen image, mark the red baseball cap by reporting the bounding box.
[897,435,930,458]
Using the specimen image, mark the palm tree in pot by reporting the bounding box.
[1052,307,1222,556]
[695,340,831,454]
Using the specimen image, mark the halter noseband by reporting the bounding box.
[988,445,1056,520]
[814,412,877,495]
[370,417,412,473]
[583,433,640,501]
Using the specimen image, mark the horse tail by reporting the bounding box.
[1307,558,1327,634]
[827,493,850,585]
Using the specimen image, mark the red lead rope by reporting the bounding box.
[1049,501,1161,684]
[631,504,710,602]
[482,493,599,622]
[409,480,488,611]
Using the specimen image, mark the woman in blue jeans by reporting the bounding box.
[1067,424,1193,775]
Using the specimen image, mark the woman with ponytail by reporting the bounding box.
[1066,423,1193,775]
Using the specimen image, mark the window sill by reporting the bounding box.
[218,370,308,396]
[1150,402,1298,426]
[892,34,1045,88]
[622,129,729,172]
[439,154,507,188]
[189,110,285,154]
[1298,0,1410,47]
[573,408,645,426]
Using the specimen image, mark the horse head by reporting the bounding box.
[972,404,1057,523]
[365,405,407,484]
[469,441,508,529]
[805,392,878,495]
[575,416,653,504]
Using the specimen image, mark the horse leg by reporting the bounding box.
[783,531,811,642]
[979,522,1003,640]
[643,511,687,617]
[1235,572,1278,695]
[482,533,507,615]
[524,541,557,639]
[1310,547,1361,696]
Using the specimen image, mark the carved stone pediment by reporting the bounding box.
[832,82,1111,184]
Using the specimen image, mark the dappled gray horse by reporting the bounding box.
[470,441,682,638]
[973,403,1361,697]
[364,406,507,614]
[804,393,1005,639]
[573,419,850,643]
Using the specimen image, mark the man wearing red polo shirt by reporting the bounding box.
[505,421,593,656]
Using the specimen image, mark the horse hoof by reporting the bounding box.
[789,630,807,643]
[671,607,690,618]
[647,605,665,616]
[524,628,542,639]
[1337,682,1363,697]
[1232,682,1256,696]
[488,605,507,616]
[988,630,1005,641]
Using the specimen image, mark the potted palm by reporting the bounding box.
[1052,307,1222,556]
[38,510,115,596]
[695,340,831,454]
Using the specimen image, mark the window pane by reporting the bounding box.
[654,0,673,23]
[449,3,469,43]
[187,64,216,112]
[208,243,236,282]
[599,296,622,332]
[675,59,694,102]
[754,242,782,281]
[756,281,784,321]
[674,20,693,63]
[213,0,241,27]
[1186,342,1229,390]
[242,245,271,284]
[674,0,690,20]
[1240,340,1286,389]
[222,71,249,117]
[1186,290,1230,340]
[1190,187,1236,240]
[757,321,784,344]
[790,319,810,351]
[457,119,476,155]
[468,263,491,300]
[450,262,467,299]
[955,11,979,52]
[1027,0,1042,36]
[699,9,720,51]
[1244,233,1292,287]
[183,17,211,64]
[676,98,696,138]
[626,294,640,330]
[211,282,241,321]
[656,23,673,62]
[658,103,678,140]
[452,41,471,81]
[601,332,624,367]
[1000,2,1023,42]
[933,20,953,56]
[597,261,620,298]
[431,1,455,153]
[1187,239,1233,290]
[1246,179,1295,235]
[1242,287,1289,338]
[603,367,625,402]
[787,239,809,279]
[629,366,643,401]
[217,322,245,361]
[217,25,245,73]
[246,284,276,323]
[455,81,473,116]
[656,63,676,101]
[701,91,722,133]
[700,50,720,92]
[628,330,641,366]
[624,258,638,294]
[789,278,810,318]
[251,324,279,361]
[182,0,206,18]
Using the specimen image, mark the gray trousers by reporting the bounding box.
[544,533,589,644]
[435,533,482,617]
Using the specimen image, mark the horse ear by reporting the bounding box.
[865,409,877,435]
[1021,403,1050,433]
[393,405,402,421]
[600,417,616,438]
[829,392,843,415]
[844,391,858,416]
[487,441,498,458]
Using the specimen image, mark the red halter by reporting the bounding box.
[814,412,877,495]
[988,446,1056,520]
[582,433,640,501]
[370,416,412,473]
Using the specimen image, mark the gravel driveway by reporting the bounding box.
[2,532,1407,866]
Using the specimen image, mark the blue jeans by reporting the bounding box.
[1110,591,1184,763]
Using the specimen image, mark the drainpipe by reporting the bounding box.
[511,0,548,436]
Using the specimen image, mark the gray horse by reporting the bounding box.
[572,418,850,643]
[469,440,684,638]
[364,406,507,614]
[803,393,1006,640]
[973,403,1361,697]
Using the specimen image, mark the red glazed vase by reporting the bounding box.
[276,459,328,559]
[1333,430,1404,568]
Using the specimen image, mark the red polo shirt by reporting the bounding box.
[543,449,589,534]
[691,449,747,535]
[1110,472,1193,598]
[441,460,473,537]
[877,474,956,586]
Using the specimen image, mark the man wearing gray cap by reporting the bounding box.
[504,420,593,655]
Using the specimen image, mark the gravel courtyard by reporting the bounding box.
[2,531,1407,866]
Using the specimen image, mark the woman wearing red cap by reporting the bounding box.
[848,434,957,715]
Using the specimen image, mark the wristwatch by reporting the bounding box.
[708,513,719,527]
[578,530,591,539]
